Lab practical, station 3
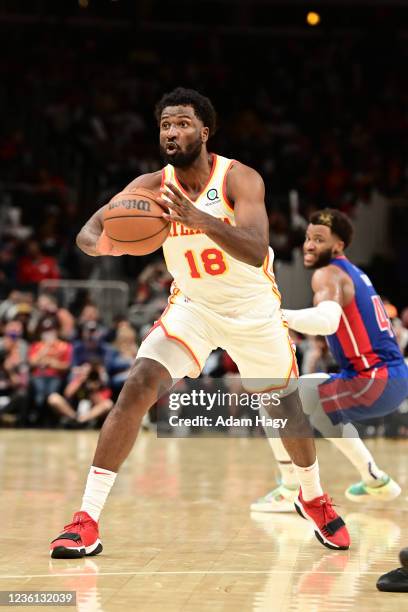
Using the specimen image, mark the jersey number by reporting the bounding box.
[184,249,227,278]
[371,295,394,337]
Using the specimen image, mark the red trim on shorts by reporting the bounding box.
[158,320,202,372]
[320,366,388,414]
[245,338,298,393]
[141,295,201,372]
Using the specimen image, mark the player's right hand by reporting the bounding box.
[96,230,124,256]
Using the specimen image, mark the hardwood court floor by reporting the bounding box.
[1,429,407,611]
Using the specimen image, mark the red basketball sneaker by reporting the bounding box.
[294,490,350,550]
[50,511,103,559]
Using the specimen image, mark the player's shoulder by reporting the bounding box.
[227,160,264,182]
[122,170,163,193]
[312,264,345,287]
[225,160,265,196]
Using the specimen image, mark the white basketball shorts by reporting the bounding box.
[137,294,298,392]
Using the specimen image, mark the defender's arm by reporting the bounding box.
[282,267,343,335]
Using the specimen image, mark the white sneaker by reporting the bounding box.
[345,474,401,503]
[250,484,299,513]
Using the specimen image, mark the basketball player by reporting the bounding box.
[252,209,407,512]
[50,88,350,557]
[377,547,408,592]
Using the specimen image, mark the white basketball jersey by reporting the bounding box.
[162,153,281,317]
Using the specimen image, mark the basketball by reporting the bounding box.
[103,188,170,255]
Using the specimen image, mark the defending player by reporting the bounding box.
[252,209,407,512]
[50,88,350,558]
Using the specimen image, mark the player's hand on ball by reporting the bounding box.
[158,181,209,230]
[96,230,126,256]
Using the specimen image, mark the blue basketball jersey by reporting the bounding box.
[326,256,404,374]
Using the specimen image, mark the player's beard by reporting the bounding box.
[160,138,203,168]
[307,247,334,269]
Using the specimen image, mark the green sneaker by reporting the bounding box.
[250,484,299,513]
[345,474,401,503]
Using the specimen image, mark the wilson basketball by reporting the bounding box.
[103,188,170,255]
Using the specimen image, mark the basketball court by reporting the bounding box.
[1,429,406,610]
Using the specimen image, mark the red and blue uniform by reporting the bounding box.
[318,256,408,424]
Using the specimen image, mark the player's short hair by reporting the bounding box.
[155,87,217,136]
[309,208,354,248]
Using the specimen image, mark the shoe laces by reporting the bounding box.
[63,512,91,533]
[308,494,337,522]
[322,496,336,518]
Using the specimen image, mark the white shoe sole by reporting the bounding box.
[345,480,401,503]
[294,499,349,550]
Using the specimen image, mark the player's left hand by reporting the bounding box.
[158,181,210,230]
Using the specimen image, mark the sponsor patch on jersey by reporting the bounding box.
[207,188,218,201]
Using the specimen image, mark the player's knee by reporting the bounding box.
[130,358,171,387]
[298,373,329,417]
[116,358,171,412]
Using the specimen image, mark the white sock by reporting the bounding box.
[80,466,117,522]
[329,424,385,485]
[294,459,323,502]
[267,437,299,488]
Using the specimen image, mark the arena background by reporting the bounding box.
[0,0,407,434]
[1,1,408,610]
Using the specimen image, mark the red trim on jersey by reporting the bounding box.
[222,159,236,211]
[319,365,388,414]
[173,153,217,202]
[262,251,281,301]
[337,298,381,371]
[160,168,166,189]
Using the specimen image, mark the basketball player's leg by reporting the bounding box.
[50,307,214,559]
[91,357,172,472]
[226,321,350,549]
[255,373,400,509]
[305,373,401,501]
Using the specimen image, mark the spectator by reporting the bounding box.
[301,336,337,375]
[0,319,28,371]
[110,323,138,393]
[0,319,29,425]
[77,304,108,340]
[48,360,113,426]
[28,318,72,413]
[17,239,60,286]
[28,293,75,341]
[71,321,116,373]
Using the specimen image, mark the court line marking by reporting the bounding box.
[0,569,386,579]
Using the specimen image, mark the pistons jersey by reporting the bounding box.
[161,153,280,317]
[327,256,404,374]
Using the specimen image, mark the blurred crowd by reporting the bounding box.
[0,19,407,432]
[1,275,408,434]
[1,26,408,297]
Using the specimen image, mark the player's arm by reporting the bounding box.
[282,267,343,335]
[76,172,162,256]
[160,164,269,267]
[75,207,105,257]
